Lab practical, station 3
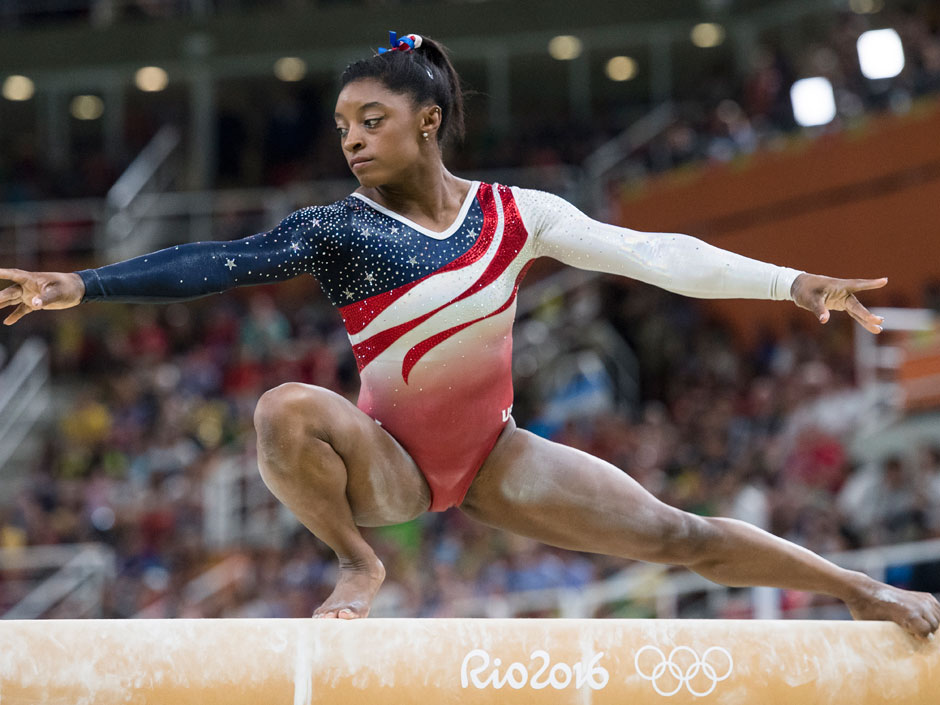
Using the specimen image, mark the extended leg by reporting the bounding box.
[253,383,430,618]
[461,424,940,637]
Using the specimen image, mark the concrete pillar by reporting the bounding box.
[188,65,216,190]
[649,30,673,104]
[43,88,69,172]
[102,83,126,165]
[568,52,592,121]
[731,20,760,78]
[485,47,511,136]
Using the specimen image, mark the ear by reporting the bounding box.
[418,104,442,139]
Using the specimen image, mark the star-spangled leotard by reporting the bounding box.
[78,182,802,511]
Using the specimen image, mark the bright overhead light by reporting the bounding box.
[857,28,905,79]
[606,56,638,82]
[790,77,836,127]
[274,57,307,82]
[70,95,104,120]
[135,66,169,92]
[548,35,583,61]
[2,75,35,101]
[691,23,726,48]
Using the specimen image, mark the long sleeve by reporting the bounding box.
[513,187,802,301]
[77,207,322,303]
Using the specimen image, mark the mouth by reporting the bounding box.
[350,158,373,170]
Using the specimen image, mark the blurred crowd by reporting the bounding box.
[1,273,939,619]
[641,4,940,175]
[2,2,940,203]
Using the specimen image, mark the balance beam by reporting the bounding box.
[0,618,935,704]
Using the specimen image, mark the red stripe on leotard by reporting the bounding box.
[402,260,533,383]
[350,183,501,374]
[400,186,532,382]
[338,183,495,335]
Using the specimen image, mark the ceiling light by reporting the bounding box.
[135,66,169,92]
[548,35,583,61]
[70,95,104,120]
[606,56,638,81]
[691,23,726,48]
[2,75,35,101]
[274,57,307,82]
[849,0,884,14]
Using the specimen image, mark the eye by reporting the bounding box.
[335,126,348,137]
[364,117,382,128]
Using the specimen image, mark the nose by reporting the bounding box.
[343,126,365,154]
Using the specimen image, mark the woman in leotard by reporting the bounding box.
[2,32,939,636]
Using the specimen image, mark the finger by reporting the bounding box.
[0,268,29,284]
[0,284,23,307]
[809,296,829,324]
[912,616,934,639]
[2,303,32,326]
[845,296,883,334]
[848,277,888,292]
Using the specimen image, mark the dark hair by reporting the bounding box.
[340,35,466,148]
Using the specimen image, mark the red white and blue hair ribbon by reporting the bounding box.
[378,31,423,54]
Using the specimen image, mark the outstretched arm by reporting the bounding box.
[1,207,320,325]
[514,187,885,333]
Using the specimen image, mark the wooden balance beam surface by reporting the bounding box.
[0,618,936,704]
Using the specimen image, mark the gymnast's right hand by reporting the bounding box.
[0,268,85,326]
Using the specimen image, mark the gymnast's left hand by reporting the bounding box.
[790,273,887,334]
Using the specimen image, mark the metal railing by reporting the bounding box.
[373,536,940,619]
[104,125,182,260]
[0,198,103,270]
[203,453,299,550]
[1,0,206,28]
[0,165,583,266]
[134,552,252,618]
[2,0,499,28]
[1,543,116,619]
[854,307,935,387]
[0,338,49,476]
[581,101,676,217]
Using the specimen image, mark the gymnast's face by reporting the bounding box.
[334,78,440,187]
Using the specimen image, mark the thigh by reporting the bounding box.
[459,424,699,562]
[255,383,431,526]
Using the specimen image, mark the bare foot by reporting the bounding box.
[845,576,940,638]
[313,557,386,619]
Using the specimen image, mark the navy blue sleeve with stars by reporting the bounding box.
[76,207,326,303]
[75,192,490,309]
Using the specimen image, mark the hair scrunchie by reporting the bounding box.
[377,31,423,54]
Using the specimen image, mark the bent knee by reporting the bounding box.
[254,383,342,447]
[648,511,714,566]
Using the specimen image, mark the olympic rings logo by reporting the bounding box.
[634,645,733,697]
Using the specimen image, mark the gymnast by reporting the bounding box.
[2,32,938,636]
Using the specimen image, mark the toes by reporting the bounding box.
[312,607,363,619]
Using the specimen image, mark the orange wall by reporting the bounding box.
[615,98,940,342]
